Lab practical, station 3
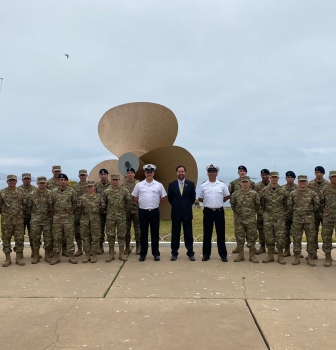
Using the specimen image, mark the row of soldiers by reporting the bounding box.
[0,165,140,267]
[228,165,335,267]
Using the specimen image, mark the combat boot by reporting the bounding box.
[125,241,131,255]
[82,252,90,263]
[61,248,69,257]
[262,249,274,263]
[232,245,239,254]
[68,252,78,264]
[277,250,286,265]
[44,249,52,263]
[255,244,266,255]
[106,244,115,262]
[50,253,61,265]
[307,253,316,267]
[119,245,128,261]
[2,253,11,267]
[249,247,259,263]
[283,245,291,257]
[31,248,40,264]
[324,252,332,267]
[292,251,301,265]
[97,242,104,255]
[16,252,25,266]
[91,252,97,263]
[75,241,83,257]
[313,251,318,260]
[136,241,140,255]
[234,248,245,262]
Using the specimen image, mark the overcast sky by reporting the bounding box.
[1,0,336,185]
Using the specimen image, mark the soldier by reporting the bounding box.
[282,171,298,257]
[254,169,270,255]
[19,173,37,257]
[47,165,62,190]
[259,172,288,265]
[0,175,26,267]
[320,171,336,267]
[288,175,320,266]
[73,169,88,257]
[120,167,141,255]
[228,165,256,254]
[78,181,103,263]
[50,173,78,265]
[308,166,329,257]
[28,176,53,264]
[95,169,111,254]
[230,176,260,263]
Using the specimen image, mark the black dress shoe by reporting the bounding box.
[189,256,195,261]
[154,256,160,261]
[139,256,146,262]
[202,256,210,261]
[171,256,177,261]
[221,257,228,262]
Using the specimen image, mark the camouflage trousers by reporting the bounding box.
[313,214,322,250]
[52,218,75,254]
[257,213,264,245]
[1,217,24,254]
[263,216,286,250]
[290,220,315,254]
[234,219,258,249]
[24,216,33,248]
[74,210,82,244]
[284,215,293,246]
[31,222,53,251]
[106,217,126,245]
[321,216,336,254]
[81,216,101,254]
[125,211,140,243]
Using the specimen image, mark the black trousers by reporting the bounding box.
[139,208,160,257]
[100,212,107,243]
[171,217,194,257]
[202,207,227,259]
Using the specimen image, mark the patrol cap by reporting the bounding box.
[270,171,279,177]
[7,174,17,180]
[285,171,296,178]
[99,168,109,175]
[260,169,270,175]
[315,166,325,174]
[206,164,219,172]
[298,175,308,181]
[111,173,120,180]
[238,165,247,172]
[37,176,47,183]
[329,171,336,177]
[22,173,31,179]
[127,167,136,173]
[86,180,95,186]
[143,164,156,172]
[240,176,250,182]
[52,165,62,171]
[79,169,88,175]
[58,173,68,180]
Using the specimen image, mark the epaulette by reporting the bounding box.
[219,180,225,183]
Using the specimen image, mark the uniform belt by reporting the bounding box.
[204,207,223,211]
[140,208,158,211]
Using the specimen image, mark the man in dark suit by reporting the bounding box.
[168,165,196,261]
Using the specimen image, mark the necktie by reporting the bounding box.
[179,182,184,195]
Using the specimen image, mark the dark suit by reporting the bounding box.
[168,179,196,257]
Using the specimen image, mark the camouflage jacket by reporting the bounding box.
[47,177,59,190]
[320,185,336,219]
[51,186,77,219]
[260,185,287,220]
[230,189,260,221]
[287,188,320,223]
[254,181,270,214]
[78,193,104,219]
[19,184,38,218]
[308,178,329,218]
[103,186,131,218]
[28,189,53,225]
[73,182,88,212]
[120,179,139,212]
[228,177,255,195]
[95,181,111,214]
[0,187,26,223]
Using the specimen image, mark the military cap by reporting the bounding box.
[52,165,62,171]
[7,174,17,180]
[240,175,250,182]
[79,169,88,175]
[143,164,156,172]
[37,176,47,183]
[285,171,296,178]
[58,173,68,180]
[329,171,336,177]
[298,175,308,181]
[260,169,270,175]
[206,164,219,172]
[22,173,31,179]
[99,168,109,175]
[86,180,95,186]
[111,173,120,180]
[127,167,136,173]
[315,166,325,174]
[238,165,247,172]
[270,171,279,177]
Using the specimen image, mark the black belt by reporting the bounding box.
[140,208,159,211]
[204,207,223,211]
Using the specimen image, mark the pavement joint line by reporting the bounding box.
[103,261,126,298]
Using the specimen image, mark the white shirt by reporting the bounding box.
[198,180,229,208]
[132,179,167,209]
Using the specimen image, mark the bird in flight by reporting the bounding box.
[65,54,69,59]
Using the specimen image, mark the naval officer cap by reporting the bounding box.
[143,164,156,172]
[206,164,219,172]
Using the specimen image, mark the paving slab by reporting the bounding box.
[248,299,336,350]
[0,252,122,298]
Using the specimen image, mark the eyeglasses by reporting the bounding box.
[112,179,119,181]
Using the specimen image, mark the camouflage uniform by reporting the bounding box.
[282,183,298,246]
[95,180,111,245]
[47,177,59,190]
[260,185,287,250]
[51,186,77,254]
[287,188,320,254]
[73,182,87,244]
[320,184,336,254]
[120,178,140,243]
[228,178,255,195]
[254,181,269,247]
